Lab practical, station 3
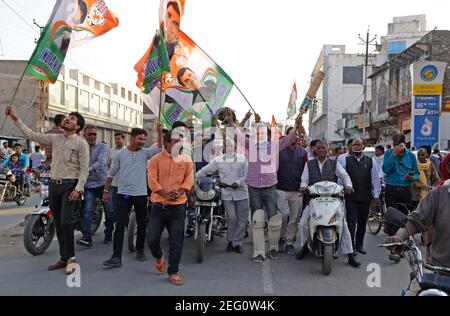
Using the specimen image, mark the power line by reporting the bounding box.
[0,0,39,34]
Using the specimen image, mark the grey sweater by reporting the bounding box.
[409,185,450,267]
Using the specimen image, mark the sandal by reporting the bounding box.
[168,274,185,286]
[155,258,166,274]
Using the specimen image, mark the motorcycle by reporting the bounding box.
[194,176,227,263]
[380,208,450,296]
[23,172,104,256]
[0,168,27,207]
[306,181,345,275]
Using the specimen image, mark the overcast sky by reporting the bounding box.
[1,0,450,122]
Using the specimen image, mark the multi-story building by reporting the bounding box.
[0,60,143,146]
[369,30,450,149]
[308,45,367,147]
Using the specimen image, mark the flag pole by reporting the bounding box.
[1,61,31,133]
[189,39,257,114]
[157,30,164,124]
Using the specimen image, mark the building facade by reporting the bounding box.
[0,60,143,146]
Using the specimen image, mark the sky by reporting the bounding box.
[1,0,450,124]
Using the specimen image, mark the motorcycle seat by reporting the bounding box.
[420,273,450,293]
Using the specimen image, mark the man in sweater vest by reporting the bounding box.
[341,138,381,255]
[296,141,361,267]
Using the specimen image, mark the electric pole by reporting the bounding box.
[358,27,377,140]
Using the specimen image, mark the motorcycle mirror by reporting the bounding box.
[384,207,408,228]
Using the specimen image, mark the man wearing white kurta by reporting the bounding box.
[296,141,361,267]
[196,138,249,253]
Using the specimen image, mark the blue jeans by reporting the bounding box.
[104,186,118,240]
[82,186,110,240]
[248,185,279,219]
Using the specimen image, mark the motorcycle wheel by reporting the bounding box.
[23,215,55,256]
[322,243,333,276]
[368,211,383,236]
[196,223,206,263]
[90,199,104,235]
[16,194,27,206]
[128,212,137,253]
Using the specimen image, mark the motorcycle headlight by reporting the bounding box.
[312,212,323,221]
[328,208,343,224]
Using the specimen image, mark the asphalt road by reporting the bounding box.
[0,201,410,296]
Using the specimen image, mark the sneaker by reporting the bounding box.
[48,260,67,271]
[185,227,194,238]
[226,242,234,252]
[156,258,166,274]
[286,245,296,256]
[269,249,280,260]
[234,245,244,254]
[65,258,77,275]
[278,239,286,253]
[76,237,93,248]
[136,250,147,262]
[252,255,264,263]
[103,257,122,269]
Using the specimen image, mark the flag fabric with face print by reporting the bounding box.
[27,0,119,83]
[287,82,297,118]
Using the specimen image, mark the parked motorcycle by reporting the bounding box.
[0,168,27,207]
[380,208,450,296]
[23,172,104,256]
[194,176,227,263]
[306,181,345,275]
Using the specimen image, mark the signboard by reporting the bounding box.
[410,61,447,149]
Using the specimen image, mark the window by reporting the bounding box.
[91,95,100,115]
[100,98,110,117]
[104,85,111,95]
[110,102,118,119]
[134,94,138,104]
[94,80,101,90]
[128,91,132,102]
[66,85,77,110]
[121,87,126,98]
[83,75,90,86]
[118,104,125,120]
[50,81,64,106]
[387,41,406,55]
[79,90,89,112]
[343,66,363,85]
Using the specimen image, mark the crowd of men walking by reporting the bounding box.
[3,106,450,287]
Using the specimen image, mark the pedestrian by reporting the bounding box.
[276,131,308,255]
[43,114,66,169]
[340,138,381,255]
[196,137,249,254]
[104,132,126,244]
[308,139,319,161]
[382,133,419,262]
[77,125,110,248]
[373,145,385,180]
[1,141,13,159]
[102,128,160,267]
[5,107,89,274]
[337,138,355,167]
[30,146,45,170]
[438,152,450,186]
[147,130,194,286]
[411,148,440,209]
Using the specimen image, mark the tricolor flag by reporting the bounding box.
[287,82,297,118]
[139,30,234,128]
[27,0,119,83]
[271,115,282,141]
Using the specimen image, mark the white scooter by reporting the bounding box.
[307,181,345,275]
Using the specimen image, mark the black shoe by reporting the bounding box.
[356,246,367,255]
[234,245,244,254]
[103,257,122,269]
[76,237,93,248]
[269,249,280,260]
[186,227,194,237]
[296,245,310,260]
[136,250,147,262]
[389,254,402,263]
[244,231,249,239]
[348,254,361,268]
[226,242,234,252]
[252,255,264,263]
